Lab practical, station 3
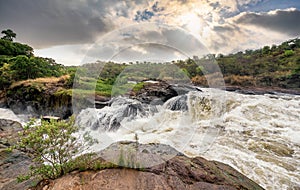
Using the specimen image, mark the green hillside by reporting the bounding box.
[1,29,299,95]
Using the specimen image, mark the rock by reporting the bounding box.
[94,95,111,109]
[76,98,149,131]
[34,142,264,190]
[42,116,61,122]
[5,76,72,119]
[0,117,35,190]
[0,119,22,145]
[0,148,35,190]
[130,80,178,105]
[164,95,188,111]
[0,109,23,145]
[171,84,202,95]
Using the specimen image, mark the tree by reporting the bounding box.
[10,55,33,80]
[0,39,33,57]
[0,63,13,89]
[14,117,96,181]
[1,29,16,41]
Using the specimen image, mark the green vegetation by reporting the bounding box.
[12,117,101,181]
[1,29,299,96]
[1,30,298,187]
[132,82,145,92]
[74,38,300,94]
[1,29,16,41]
[213,38,300,89]
[0,29,66,90]
[13,117,146,183]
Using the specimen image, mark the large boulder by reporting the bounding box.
[130,80,201,105]
[130,80,178,105]
[35,142,264,190]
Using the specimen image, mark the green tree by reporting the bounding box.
[0,63,13,89]
[0,39,33,57]
[14,117,95,180]
[1,29,16,41]
[10,55,34,80]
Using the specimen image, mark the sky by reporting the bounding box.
[0,0,299,65]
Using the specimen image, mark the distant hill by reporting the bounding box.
[192,38,300,90]
[1,31,299,93]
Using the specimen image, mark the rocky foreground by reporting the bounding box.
[0,116,264,190]
[35,158,263,190]
[0,114,35,190]
[34,142,264,190]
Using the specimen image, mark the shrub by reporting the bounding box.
[14,117,95,181]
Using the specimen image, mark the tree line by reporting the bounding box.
[0,29,66,90]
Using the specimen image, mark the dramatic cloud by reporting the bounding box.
[82,23,209,63]
[0,0,152,48]
[1,0,299,65]
[235,8,300,36]
[0,0,117,48]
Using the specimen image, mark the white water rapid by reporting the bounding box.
[76,88,300,190]
[1,88,299,189]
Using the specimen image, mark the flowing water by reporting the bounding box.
[76,88,300,190]
[1,88,299,189]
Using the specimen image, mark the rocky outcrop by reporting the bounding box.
[35,142,264,190]
[0,146,34,190]
[130,80,201,105]
[0,116,35,190]
[130,80,178,105]
[5,76,72,119]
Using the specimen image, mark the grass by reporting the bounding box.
[74,77,145,97]
[132,82,145,93]
[10,75,70,88]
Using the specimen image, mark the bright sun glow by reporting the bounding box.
[178,12,204,37]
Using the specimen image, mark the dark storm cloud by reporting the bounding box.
[0,0,115,48]
[235,9,300,36]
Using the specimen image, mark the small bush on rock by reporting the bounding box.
[14,117,95,181]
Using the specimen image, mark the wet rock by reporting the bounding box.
[171,84,202,95]
[0,119,22,145]
[164,95,188,111]
[0,148,34,190]
[76,98,151,131]
[130,80,178,105]
[94,95,111,109]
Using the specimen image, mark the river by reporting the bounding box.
[76,88,300,190]
[1,88,299,189]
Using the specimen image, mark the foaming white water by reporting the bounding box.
[76,89,300,189]
[202,90,300,190]
[0,108,21,121]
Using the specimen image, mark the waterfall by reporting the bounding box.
[76,97,154,131]
[164,95,188,111]
[75,88,300,189]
